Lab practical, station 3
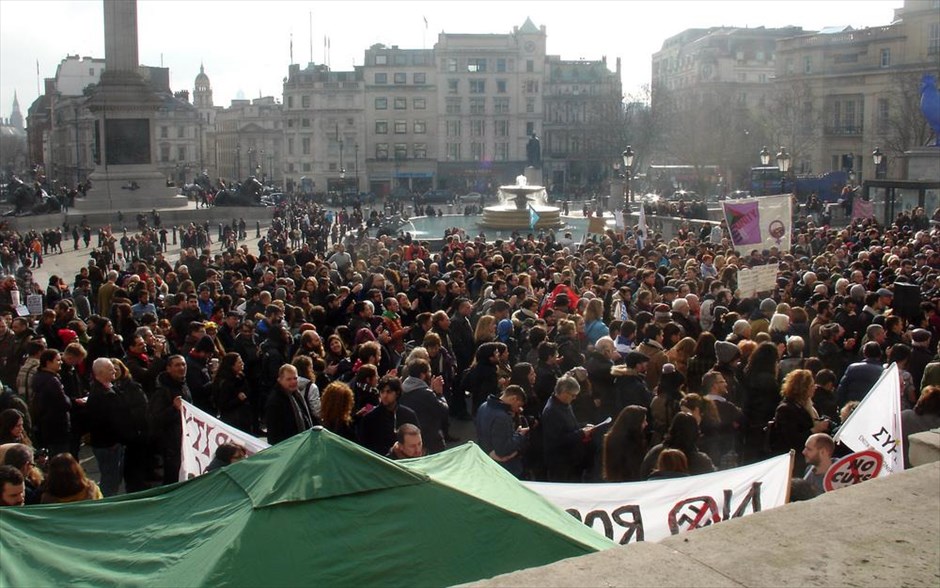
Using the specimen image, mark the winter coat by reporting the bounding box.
[399,376,448,454]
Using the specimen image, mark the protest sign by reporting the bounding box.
[179,400,269,481]
[834,363,903,476]
[823,450,884,491]
[26,294,43,316]
[588,216,607,235]
[525,452,792,544]
[737,264,779,298]
[721,194,792,252]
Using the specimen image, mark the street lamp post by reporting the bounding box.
[759,146,771,196]
[235,142,241,182]
[354,143,360,192]
[872,147,886,179]
[775,146,791,194]
[621,146,635,212]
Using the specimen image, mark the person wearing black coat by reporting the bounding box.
[30,351,72,457]
[448,300,475,372]
[772,369,832,475]
[585,344,618,421]
[541,375,591,482]
[113,363,150,493]
[265,364,314,445]
[358,376,419,455]
[149,357,192,485]
[463,343,500,417]
[185,337,214,412]
[85,359,126,497]
[399,360,448,454]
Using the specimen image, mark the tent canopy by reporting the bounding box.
[0,429,611,587]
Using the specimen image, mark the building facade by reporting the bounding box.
[282,63,363,194]
[362,45,437,196]
[543,56,623,196]
[214,96,284,186]
[774,0,940,180]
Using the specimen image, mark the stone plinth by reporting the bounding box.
[481,206,562,230]
[524,166,543,187]
[902,147,940,181]
[84,165,188,210]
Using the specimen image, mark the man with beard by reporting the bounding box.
[358,375,418,455]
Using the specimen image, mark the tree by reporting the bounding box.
[760,80,825,175]
[879,70,937,174]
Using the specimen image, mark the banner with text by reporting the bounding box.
[524,453,792,544]
[179,400,270,481]
[834,363,903,476]
[736,264,779,298]
[721,194,792,252]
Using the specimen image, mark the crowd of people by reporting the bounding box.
[1,196,940,508]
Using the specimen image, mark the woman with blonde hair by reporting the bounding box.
[666,337,696,377]
[319,381,356,441]
[772,369,831,474]
[474,315,497,346]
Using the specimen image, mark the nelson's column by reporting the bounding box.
[82,0,187,211]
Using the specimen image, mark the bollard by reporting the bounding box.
[256,221,261,238]
[172,226,178,245]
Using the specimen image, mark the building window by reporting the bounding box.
[394,97,407,110]
[375,97,388,110]
[414,120,426,134]
[414,53,427,65]
[471,142,484,161]
[526,122,535,135]
[446,58,458,72]
[877,97,889,133]
[288,163,295,173]
[495,142,509,161]
[394,53,407,65]
[375,54,387,65]
[526,98,535,113]
[469,99,485,115]
[413,97,427,109]
[394,120,407,134]
[413,72,426,84]
[496,58,506,73]
[880,48,890,67]
[525,80,539,94]
[302,163,311,172]
[467,58,487,72]
[329,163,336,171]
[447,143,460,160]
[394,72,407,84]
[302,118,310,127]
[177,126,185,138]
[376,143,389,159]
[394,143,407,159]
[301,95,310,108]
[930,23,940,54]
[375,73,388,84]
[494,120,509,137]
[470,119,485,137]
[446,98,461,114]
[287,138,294,156]
[496,80,507,93]
[287,119,295,128]
[494,98,509,114]
[160,126,168,139]
[526,60,534,73]
[448,79,459,94]
[287,96,294,108]
[177,146,186,161]
[302,138,311,155]
[375,121,388,134]
[803,56,812,74]
[446,120,461,137]
[414,143,427,159]
[469,79,485,94]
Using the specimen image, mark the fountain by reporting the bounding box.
[480,175,563,230]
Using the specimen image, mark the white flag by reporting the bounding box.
[637,205,647,249]
[613,210,624,230]
[179,400,270,481]
[834,363,903,475]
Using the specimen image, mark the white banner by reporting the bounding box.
[524,453,793,545]
[179,400,270,481]
[834,363,903,476]
[721,194,792,252]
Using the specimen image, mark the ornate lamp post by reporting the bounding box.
[621,146,635,212]
[758,146,771,195]
[235,142,241,181]
[872,147,886,179]
[775,146,791,194]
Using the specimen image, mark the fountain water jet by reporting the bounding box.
[480,174,562,230]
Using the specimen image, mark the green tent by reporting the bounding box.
[0,429,611,587]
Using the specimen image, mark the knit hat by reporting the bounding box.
[715,341,741,364]
[57,328,78,346]
[732,319,750,337]
[760,298,777,314]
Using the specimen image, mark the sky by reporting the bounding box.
[0,0,902,118]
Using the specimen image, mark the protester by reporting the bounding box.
[802,433,837,495]
[0,464,25,507]
[475,385,528,478]
[40,452,103,503]
[387,423,424,460]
